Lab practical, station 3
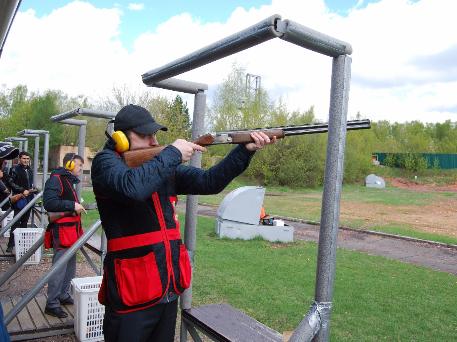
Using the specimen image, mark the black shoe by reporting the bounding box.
[5,247,13,254]
[59,297,74,305]
[45,306,68,318]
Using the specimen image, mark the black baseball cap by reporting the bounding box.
[0,142,19,160]
[113,104,167,135]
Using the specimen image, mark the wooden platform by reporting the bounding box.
[182,304,283,342]
[2,293,75,341]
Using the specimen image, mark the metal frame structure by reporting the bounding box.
[52,118,88,199]
[17,129,50,225]
[50,108,117,270]
[142,14,352,342]
[5,137,27,152]
[17,132,40,191]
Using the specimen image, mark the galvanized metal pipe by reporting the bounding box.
[33,135,39,187]
[50,108,115,122]
[0,196,10,209]
[180,90,206,342]
[0,234,44,288]
[142,15,282,84]
[4,220,102,325]
[313,55,351,342]
[80,246,100,275]
[0,207,13,221]
[0,0,22,59]
[277,19,352,57]
[0,191,43,237]
[145,78,208,94]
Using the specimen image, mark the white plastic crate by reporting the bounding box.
[13,228,44,265]
[1,210,14,237]
[72,276,105,342]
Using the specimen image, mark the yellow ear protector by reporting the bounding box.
[105,120,130,153]
[65,154,76,171]
[112,131,130,153]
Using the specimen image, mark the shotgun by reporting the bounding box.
[9,189,39,204]
[123,119,371,168]
[47,203,97,223]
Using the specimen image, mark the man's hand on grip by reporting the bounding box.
[171,139,207,163]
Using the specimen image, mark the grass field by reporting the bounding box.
[77,188,457,340]
[191,215,457,341]
[194,179,457,245]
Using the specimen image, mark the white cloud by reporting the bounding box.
[127,3,144,11]
[0,0,456,123]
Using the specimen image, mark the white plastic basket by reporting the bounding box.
[1,210,14,237]
[13,228,43,265]
[71,276,105,342]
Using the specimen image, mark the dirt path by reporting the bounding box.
[194,205,457,275]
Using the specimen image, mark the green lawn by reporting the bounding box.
[191,215,457,341]
[196,179,457,245]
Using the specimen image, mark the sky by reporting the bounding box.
[1,0,456,124]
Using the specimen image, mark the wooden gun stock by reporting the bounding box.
[47,211,76,223]
[9,193,24,205]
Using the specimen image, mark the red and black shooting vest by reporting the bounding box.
[95,189,192,313]
[44,175,83,249]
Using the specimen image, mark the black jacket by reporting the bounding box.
[43,167,79,212]
[91,140,255,312]
[9,164,33,195]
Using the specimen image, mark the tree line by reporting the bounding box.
[1,66,457,187]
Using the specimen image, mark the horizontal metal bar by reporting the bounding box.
[17,129,49,135]
[147,78,208,94]
[50,108,115,122]
[0,192,43,237]
[59,118,88,126]
[142,14,282,83]
[5,137,26,141]
[18,133,39,137]
[277,19,352,57]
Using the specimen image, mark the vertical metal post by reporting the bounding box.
[313,55,351,342]
[33,136,39,187]
[18,140,23,152]
[41,132,50,225]
[76,123,87,200]
[180,90,206,342]
[23,139,28,152]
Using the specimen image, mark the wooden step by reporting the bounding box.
[182,304,283,342]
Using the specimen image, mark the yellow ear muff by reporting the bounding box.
[112,131,130,153]
[65,159,75,171]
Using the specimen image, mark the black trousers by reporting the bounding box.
[7,208,31,248]
[103,300,178,342]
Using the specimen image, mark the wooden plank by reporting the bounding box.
[60,302,75,319]
[43,293,73,326]
[182,304,283,342]
[1,297,21,334]
[35,294,63,327]
[28,297,50,330]
[11,297,36,332]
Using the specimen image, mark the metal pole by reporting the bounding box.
[4,220,102,325]
[18,140,23,152]
[41,132,50,225]
[0,192,43,237]
[313,55,351,342]
[23,139,28,152]
[180,90,206,342]
[0,196,10,209]
[142,15,282,84]
[33,135,39,187]
[76,123,86,200]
